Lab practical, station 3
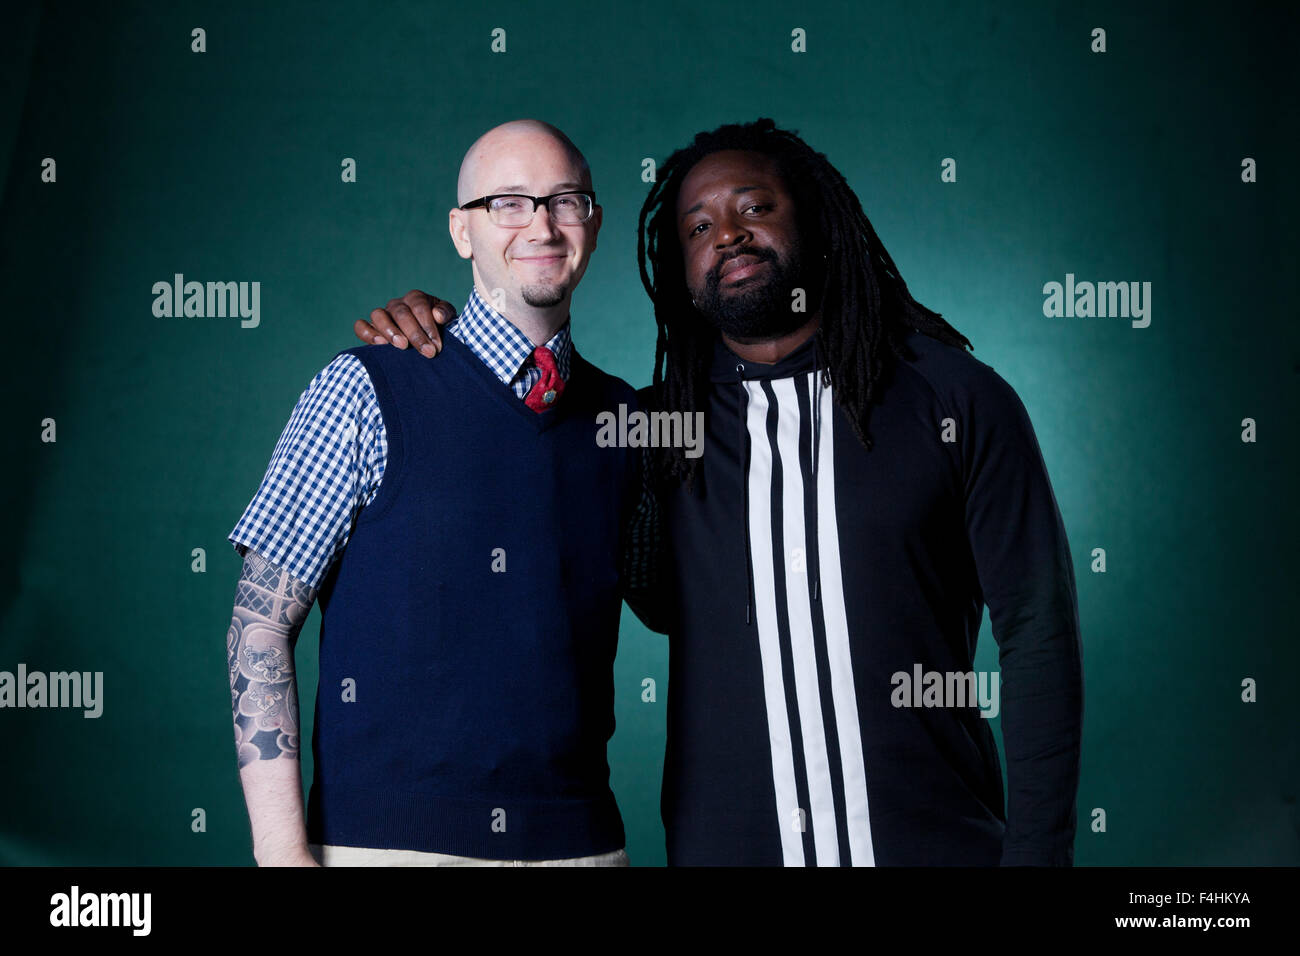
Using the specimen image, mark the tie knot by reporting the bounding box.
[531,345,558,375]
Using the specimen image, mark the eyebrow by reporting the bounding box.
[680,185,771,219]
[489,182,587,194]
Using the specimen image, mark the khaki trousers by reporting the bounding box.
[309,843,629,867]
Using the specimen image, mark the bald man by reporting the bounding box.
[224,120,643,866]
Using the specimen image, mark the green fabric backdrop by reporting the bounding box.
[1,0,1296,865]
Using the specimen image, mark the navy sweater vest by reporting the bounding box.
[306,334,638,859]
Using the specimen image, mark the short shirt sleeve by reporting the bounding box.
[228,353,386,589]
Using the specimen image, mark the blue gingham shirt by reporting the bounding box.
[229,287,575,589]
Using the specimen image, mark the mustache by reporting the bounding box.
[707,246,778,285]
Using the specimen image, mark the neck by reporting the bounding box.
[474,280,570,346]
[721,312,821,364]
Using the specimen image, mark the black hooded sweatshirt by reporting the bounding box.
[630,327,1083,866]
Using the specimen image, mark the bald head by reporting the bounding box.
[446,119,602,336]
[456,120,591,206]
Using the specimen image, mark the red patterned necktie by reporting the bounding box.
[523,345,565,412]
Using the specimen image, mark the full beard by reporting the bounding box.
[694,248,813,342]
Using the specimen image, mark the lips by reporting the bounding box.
[719,254,768,283]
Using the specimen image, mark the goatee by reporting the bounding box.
[521,283,567,308]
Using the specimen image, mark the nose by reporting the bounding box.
[522,201,562,241]
[713,209,751,249]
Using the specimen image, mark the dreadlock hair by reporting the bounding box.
[637,118,973,491]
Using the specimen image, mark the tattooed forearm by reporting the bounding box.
[227,550,317,768]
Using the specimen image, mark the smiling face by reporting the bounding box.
[449,121,601,317]
[675,149,813,342]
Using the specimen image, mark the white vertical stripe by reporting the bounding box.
[814,378,876,866]
[743,381,804,867]
[772,377,840,865]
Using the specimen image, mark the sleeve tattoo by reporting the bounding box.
[227,550,317,768]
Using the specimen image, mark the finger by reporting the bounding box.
[428,297,457,326]
[401,291,446,357]
[370,307,409,348]
[391,299,438,357]
[402,289,457,323]
[408,292,456,345]
[353,317,384,346]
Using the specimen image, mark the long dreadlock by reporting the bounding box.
[637,118,973,490]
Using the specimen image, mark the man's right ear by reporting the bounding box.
[448,209,474,260]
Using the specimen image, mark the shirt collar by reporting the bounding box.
[451,286,573,386]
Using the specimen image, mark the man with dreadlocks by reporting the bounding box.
[357,119,1083,867]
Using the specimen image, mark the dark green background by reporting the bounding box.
[1,0,1296,866]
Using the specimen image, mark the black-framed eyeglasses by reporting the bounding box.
[460,190,596,227]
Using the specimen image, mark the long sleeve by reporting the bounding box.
[622,446,673,635]
[959,369,1084,866]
